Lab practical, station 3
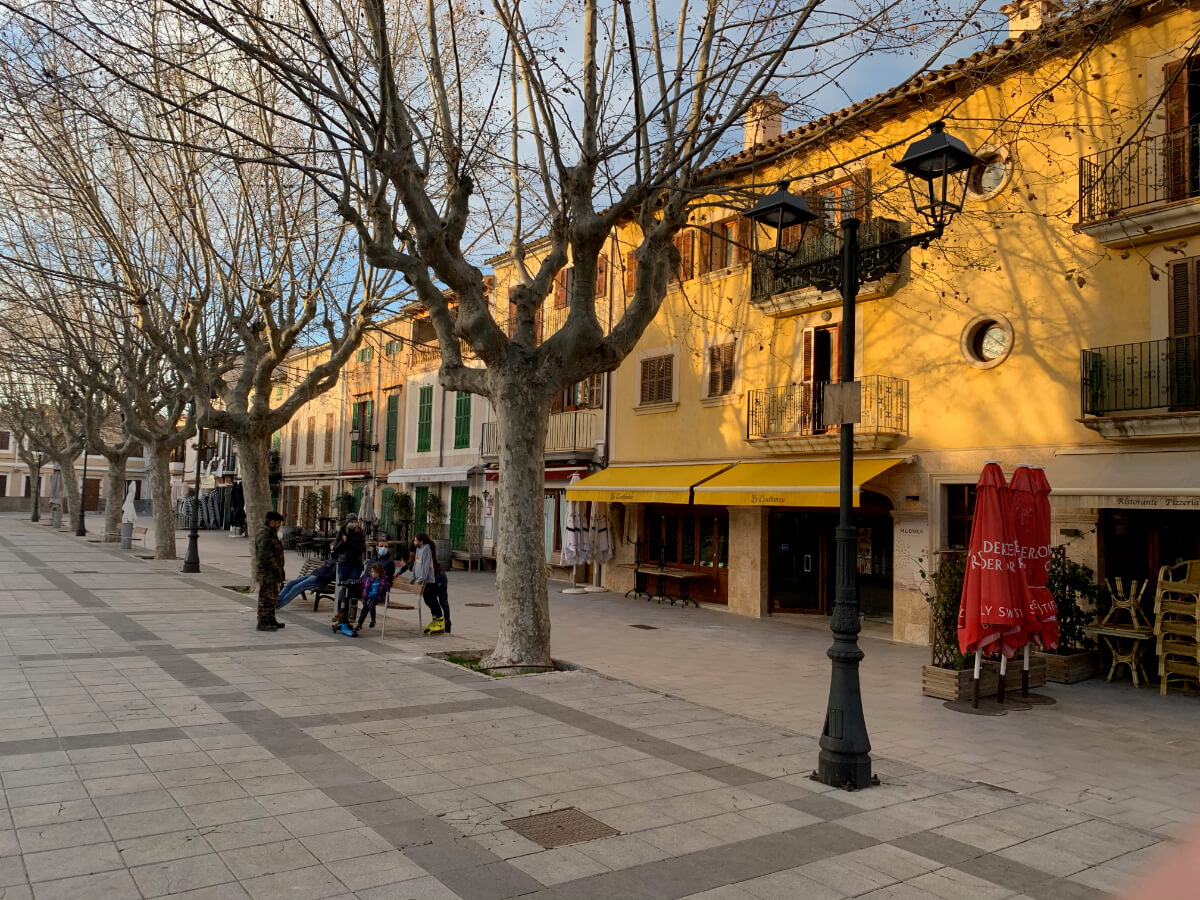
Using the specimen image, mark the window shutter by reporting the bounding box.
[454,391,472,449]
[554,269,568,308]
[707,346,721,396]
[625,250,638,295]
[535,304,544,343]
[736,216,753,262]
[289,423,299,466]
[306,417,315,464]
[673,232,693,282]
[800,328,814,431]
[698,226,713,276]
[640,355,673,405]
[385,393,399,461]
[507,299,517,337]
[365,400,373,460]
[417,386,433,453]
[721,344,735,394]
[1165,61,1190,201]
[324,413,334,463]
[349,403,359,463]
[1170,259,1198,337]
[595,255,607,297]
[829,324,842,383]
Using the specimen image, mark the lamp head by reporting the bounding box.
[744,184,816,231]
[892,121,982,231]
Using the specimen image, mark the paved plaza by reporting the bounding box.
[0,518,1189,898]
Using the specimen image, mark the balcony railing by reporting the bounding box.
[1081,337,1200,415]
[746,375,909,441]
[1079,124,1200,224]
[481,408,599,457]
[750,218,907,302]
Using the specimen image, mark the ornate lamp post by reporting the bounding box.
[746,121,978,790]
[182,397,203,574]
[30,450,44,523]
[75,436,90,536]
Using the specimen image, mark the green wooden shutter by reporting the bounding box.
[449,485,469,551]
[417,386,433,452]
[350,402,360,464]
[364,399,374,462]
[414,485,429,534]
[385,394,399,461]
[454,392,471,449]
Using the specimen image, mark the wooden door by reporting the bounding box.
[84,478,101,512]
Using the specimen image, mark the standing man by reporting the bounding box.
[255,511,286,632]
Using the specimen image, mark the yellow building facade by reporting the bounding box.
[560,0,1200,642]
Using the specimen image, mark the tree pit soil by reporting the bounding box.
[430,649,574,678]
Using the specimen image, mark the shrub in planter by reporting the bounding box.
[1035,546,1101,683]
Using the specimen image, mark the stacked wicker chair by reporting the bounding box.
[1154,561,1200,696]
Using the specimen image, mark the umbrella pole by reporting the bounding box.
[971,651,982,709]
[1021,643,1031,698]
[997,655,1007,704]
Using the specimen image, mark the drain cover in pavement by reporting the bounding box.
[465,602,493,607]
[502,808,618,848]
[629,624,658,630]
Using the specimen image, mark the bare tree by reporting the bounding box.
[9,0,996,665]
[0,368,85,518]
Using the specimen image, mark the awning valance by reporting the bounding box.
[386,465,478,485]
[692,457,906,507]
[564,463,732,504]
[1044,450,1200,509]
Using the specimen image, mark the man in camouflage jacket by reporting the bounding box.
[255,511,286,632]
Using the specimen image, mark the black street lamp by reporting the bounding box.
[182,398,203,574]
[746,121,978,790]
[30,450,44,523]
[75,438,89,536]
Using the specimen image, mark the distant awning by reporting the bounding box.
[1044,450,1200,509]
[692,458,907,507]
[386,465,478,485]
[564,463,732,504]
[484,466,589,483]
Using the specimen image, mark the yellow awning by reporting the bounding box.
[691,458,906,507]
[564,463,733,504]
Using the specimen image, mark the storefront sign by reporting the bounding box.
[1107,495,1200,510]
[750,493,787,505]
[893,520,929,593]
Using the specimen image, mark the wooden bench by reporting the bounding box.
[297,558,338,612]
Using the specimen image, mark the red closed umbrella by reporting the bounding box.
[1031,466,1059,650]
[957,462,1025,659]
[1007,466,1049,649]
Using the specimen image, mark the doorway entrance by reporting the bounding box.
[768,507,895,617]
[83,478,101,512]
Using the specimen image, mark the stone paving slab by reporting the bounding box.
[0,518,1183,898]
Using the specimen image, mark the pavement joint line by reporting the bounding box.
[0,525,1168,899]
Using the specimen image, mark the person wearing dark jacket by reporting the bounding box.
[254,512,286,632]
[331,515,366,624]
[277,558,336,609]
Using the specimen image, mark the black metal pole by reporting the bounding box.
[182,401,202,573]
[815,217,875,790]
[75,444,89,536]
[31,459,41,523]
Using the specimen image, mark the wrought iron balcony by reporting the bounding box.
[746,376,909,451]
[481,408,600,458]
[750,218,908,305]
[1082,337,1200,416]
[1079,124,1200,226]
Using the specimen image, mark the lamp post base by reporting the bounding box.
[815,752,877,792]
[181,534,200,574]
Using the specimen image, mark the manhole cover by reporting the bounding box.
[502,808,618,848]
[629,624,658,630]
[465,603,493,607]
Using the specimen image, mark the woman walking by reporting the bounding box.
[411,533,451,635]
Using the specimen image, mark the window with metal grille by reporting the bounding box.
[385,393,400,461]
[417,386,434,452]
[454,391,472,449]
[324,413,334,463]
[305,417,315,464]
[640,355,674,405]
[707,343,735,397]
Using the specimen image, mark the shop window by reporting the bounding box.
[645,507,729,569]
[639,355,674,406]
[944,483,977,550]
[706,343,735,398]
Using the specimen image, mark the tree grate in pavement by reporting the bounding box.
[629,624,658,630]
[502,808,619,848]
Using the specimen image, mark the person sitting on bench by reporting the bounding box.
[277,558,336,609]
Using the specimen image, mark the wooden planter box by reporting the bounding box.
[922,657,1047,701]
[1033,649,1099,684]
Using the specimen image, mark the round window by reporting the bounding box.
[967,150,1011,199]
[961,315,1014,369]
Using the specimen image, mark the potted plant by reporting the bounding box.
[392,491,414,545]
[918,551,1046,700]
[335,491,356,523]
[1032,547,1100,683]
